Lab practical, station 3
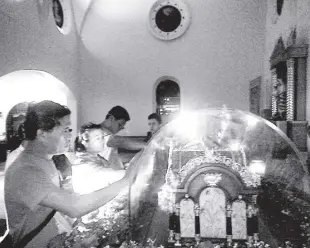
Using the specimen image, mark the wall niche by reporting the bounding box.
[269,29,308,152]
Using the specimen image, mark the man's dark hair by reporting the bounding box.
[17,102,36,141]
[105,106,130,121]
[148,113,162,124]
[80,122,101,133]
[24,100,71,140]
[17,124,26,141]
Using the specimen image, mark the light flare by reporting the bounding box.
[171,111,200,140]
[249,160,266,176]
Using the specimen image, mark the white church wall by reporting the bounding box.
[262,0,310,116]
[262,0,310,151]
[74,0,267,135]
[0,0,79,132]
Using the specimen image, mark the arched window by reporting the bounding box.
[276,0,284,16]
[0,70,77,159]
[156,79,180,123]
[51,0,72,35]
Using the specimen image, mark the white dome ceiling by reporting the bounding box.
[72,0,158,59]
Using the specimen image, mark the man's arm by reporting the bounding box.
[107,136,146,150]
[40,178,128,218]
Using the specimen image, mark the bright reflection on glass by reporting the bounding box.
[72,165,125,195]
[245,114,259,129]
[229,140,243,151]
[130,109,309,247]
[171,111,200,140]
[66,108,310,247]
[249,160,266,176]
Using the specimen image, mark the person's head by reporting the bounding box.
[104,106,130,134]
[23,100,71,154]
[148,113,162,135]
[74,123,103,153]
[79,128,106,154]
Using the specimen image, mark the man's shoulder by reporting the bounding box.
[11,151,37,167]
[5,145,24,164]
[7,154,44,178]
[7,152,28,169]
[100,126,112,135]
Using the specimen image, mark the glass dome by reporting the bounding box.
[128,108,310,247]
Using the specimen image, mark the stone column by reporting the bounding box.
[247,205,254,246]
[271,68,278,117]
[174,203,181,247]
[226,204,232,247]
[286,58,295,121]
[296,57,307,120]
[194,204,201,245]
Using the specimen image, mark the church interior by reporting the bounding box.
[1,0,310,247]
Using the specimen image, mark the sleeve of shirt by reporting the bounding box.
[14,165,58,211]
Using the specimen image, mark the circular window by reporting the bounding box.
[52,0,72,34]
[149,0,191,41]
[52,0,64,28]
[155,6,182,32]
[276,0,284,15]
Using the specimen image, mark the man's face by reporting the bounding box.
[43,115,72,154]
[148,119,160,134]
[111,118,127,134]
